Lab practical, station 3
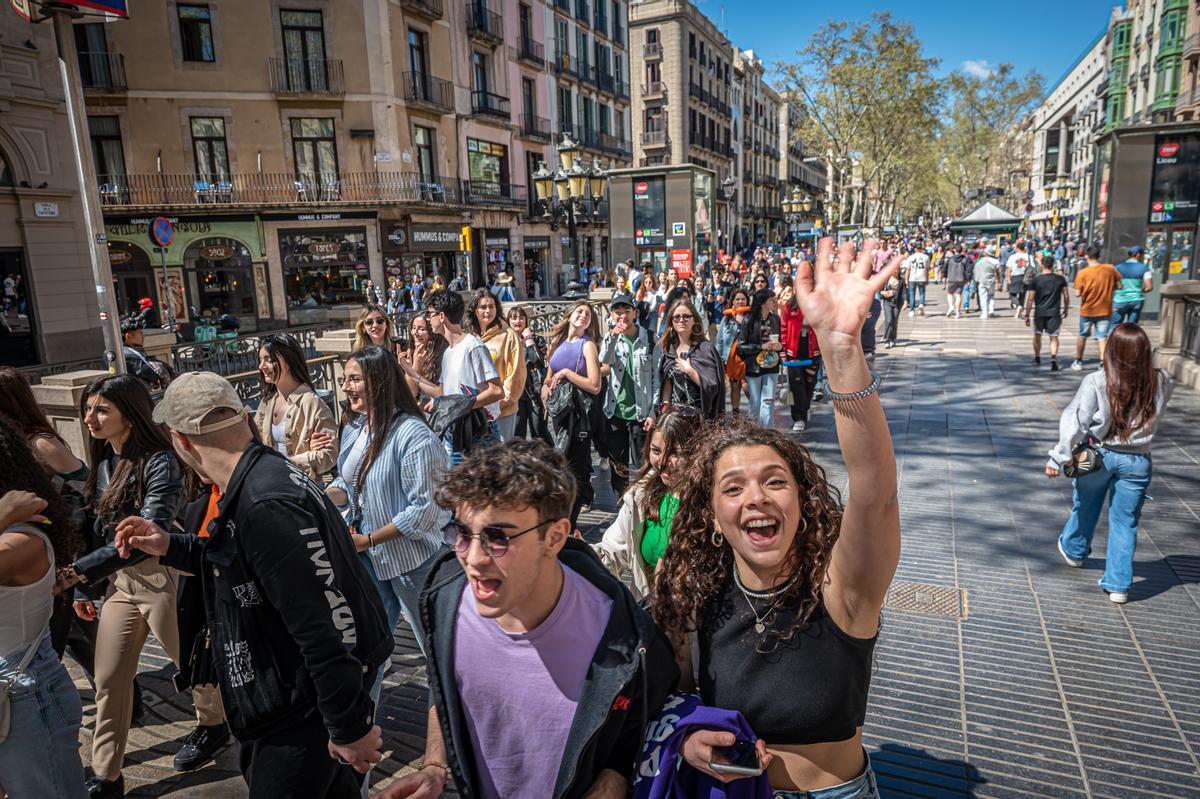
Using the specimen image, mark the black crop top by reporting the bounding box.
[698,575,877,745]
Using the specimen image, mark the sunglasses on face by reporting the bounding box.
[672,314,693,322]
[444,517,554,558]
[365,318,387,327]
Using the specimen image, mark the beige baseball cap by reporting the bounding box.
[153,371,247,435]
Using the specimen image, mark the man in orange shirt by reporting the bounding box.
[1071,243,1123,370]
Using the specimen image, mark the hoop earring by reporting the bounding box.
[711,529,723,548]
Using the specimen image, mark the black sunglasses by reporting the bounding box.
[444,517,555,558]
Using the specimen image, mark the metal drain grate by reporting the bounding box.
[885,581,968,619]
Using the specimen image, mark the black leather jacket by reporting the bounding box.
[74,449,186,594]
[162,443,392,743]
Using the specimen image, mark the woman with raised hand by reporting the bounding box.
[654,238,902,799]
[399,312,449,404]
[252,333,338,480]
[466,289,526,442]
[0,417,88,799]
[1048,323,1173,604]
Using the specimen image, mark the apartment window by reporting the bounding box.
[281,10,328,92]
[1160,10,1182,49]
[408,29,428,77]
[646,28,659,44]
[614,52,623,87]
[556,16,570,59]
[522,77,536,116]
[615,109,625,140]
[600,104,611,135]
[689,32,695,58]
[290,118,337,183]
[178,4,215,62]
[645,108,664,132]
[190,117,229,181]
[519,3,532,44]
[472,52,490,92]
[558,86,574,131]
[1042,129,1060,178]
[87,116,125,182]
[74,23,115,88]
[576,27,589,71]
[413,125,436,182]
[647,61,661,83]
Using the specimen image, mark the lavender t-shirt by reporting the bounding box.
[454,563,613,799]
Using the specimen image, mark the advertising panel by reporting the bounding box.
[633,176,666,246]
[1148,134,1200,224]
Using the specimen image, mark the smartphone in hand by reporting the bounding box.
[709,739,764,777]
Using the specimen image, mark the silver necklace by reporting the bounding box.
[732,567,791,634]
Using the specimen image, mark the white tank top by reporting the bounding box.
[0,524,54,660]
[271,417,288,456]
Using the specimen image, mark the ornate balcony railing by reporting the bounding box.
[402,72,453,112]
[519,114,552,141]
[78,51,127,91]
[461,180,527,206]
[399,0,444,19]
[267,57,345,95]
[471,90,511,119]
[171,323,336,377]
[465,3,504,43]
[518,36,546,66]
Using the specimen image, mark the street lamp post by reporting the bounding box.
[533,134,608,292]
[721,175,735,254]
[781,186,813,246]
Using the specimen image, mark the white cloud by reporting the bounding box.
[962,59,995,79]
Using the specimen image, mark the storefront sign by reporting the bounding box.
[671,248,693,278]
[408,224,463,252]
[261,211,376,222]
[384,223,408,251]
[199,244,237,260]
[108,249,132,265]
[307,241,342,256]
[1149,133,1200,224]
[485,235,510,249]
[107,219,214,237]
[633,176,666,246]
[524,236,551,249]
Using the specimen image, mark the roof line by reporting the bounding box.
[1043,26,1108,100]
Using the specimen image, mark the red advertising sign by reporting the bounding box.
[635,181,649,194]
[670,248,693,279]
[1159,142,1180,158]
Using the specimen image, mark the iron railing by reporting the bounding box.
[18,357,109,385]
[519,114,552,141]
[518,36,545,66]
[471,90,511,118]
[95,171,463,209]
[267,57,344,95]
[465,3,504,42]
[641,130,667,146]
[461,180,527,205]
[644,42,662,58]
[226,355,341,419]
[402,72,454,112]
[399,0,444,19]
[78,51,127,91]
[171,323,336,377]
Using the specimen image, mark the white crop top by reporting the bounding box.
[0,524,54,661]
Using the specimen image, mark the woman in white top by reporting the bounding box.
[0,416,88,798]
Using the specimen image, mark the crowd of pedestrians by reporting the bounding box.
[0,229,1175,799]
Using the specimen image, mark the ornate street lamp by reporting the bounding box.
[535,134,609,283]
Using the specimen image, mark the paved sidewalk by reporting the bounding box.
[72,285,1200,798]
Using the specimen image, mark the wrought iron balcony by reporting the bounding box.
[644,42,662,59]
[471,89,511,119]
[461,180,527,206]
[641,130,668,147]
[399,0,444,19]
[268,58,345,96]
[402,72,453,113]
[519,37,546,66]
[78,51,127,91]
[465,3,504,44]
[641,81,667,101]
[519,114,552,141]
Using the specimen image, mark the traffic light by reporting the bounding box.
[460,226,472,252]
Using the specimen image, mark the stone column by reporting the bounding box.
[31,370,111,462]
[313,328,357,407]
[1057,119,1069,177]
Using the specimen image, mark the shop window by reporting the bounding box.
[191,117,229,182]
[178,4,215,62]
[279,228,369,309]
[184,237,257,330]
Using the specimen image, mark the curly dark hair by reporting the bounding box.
[652,415,843,649]
[436,439,575,523]
[0,415,83,566]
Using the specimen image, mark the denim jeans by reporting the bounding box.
[773,756,879,799]
[0,635,88,799]
[1111,300,1143,325]
[906,282,926,308]
[362,548,444,704]
[962,281,973,311]
[1058,449,1152,593]
[745,372,779,427]
[495,414,517,442]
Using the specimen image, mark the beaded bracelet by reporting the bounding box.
[820,370,881,403]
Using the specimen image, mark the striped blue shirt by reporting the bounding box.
[332,413,450,579]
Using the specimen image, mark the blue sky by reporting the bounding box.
[702,0,1111,93]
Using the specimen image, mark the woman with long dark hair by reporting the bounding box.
[0,417,88,799]
[326,345,449,657]
[352,303,395,351]
[779,285,823,433]
[653,238,901,798]
[635,270,659,332]
[252,334,337,480]
[737,289,783,428]
[594,409,702,601]
[0,367,88,484]
[652,298,724,419]
[1048,323,1173,603]
[400,313,448,403]
[506,306,550,442]
[541,301,602,524]
[466,289,526,442]
[60,375,187,798]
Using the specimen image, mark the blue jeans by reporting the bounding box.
[1111,300,1143,325]
[745,372,779,427]
[962,281,973,311]
[906,282,926,308]
[362,548,444,703]
[1078,315,1112,339]
[1058,449,1152,593]
[0,635,87,798]
[774,756,879,799]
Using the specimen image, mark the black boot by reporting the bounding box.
[173,723,231,772]
[85,774,125,798]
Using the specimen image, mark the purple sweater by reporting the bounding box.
[632,692,772,799]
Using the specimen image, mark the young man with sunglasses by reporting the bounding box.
[378,440,678,799]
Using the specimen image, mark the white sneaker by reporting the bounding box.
[1070,360,1083,371]
[598,459,609,471]
[1057,539,1083,568]
[791,420,806,432]
[907,309,914,317]
[1108,591,1128,604]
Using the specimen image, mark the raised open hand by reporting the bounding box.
[793,237,900,349]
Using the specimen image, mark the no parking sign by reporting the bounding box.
[149,216,175,248]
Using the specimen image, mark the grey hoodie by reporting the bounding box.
[1048,369,1173,469]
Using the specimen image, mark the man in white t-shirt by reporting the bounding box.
[904,248,930,316]
[401,290,502,462]
[1004,241,1034,319]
